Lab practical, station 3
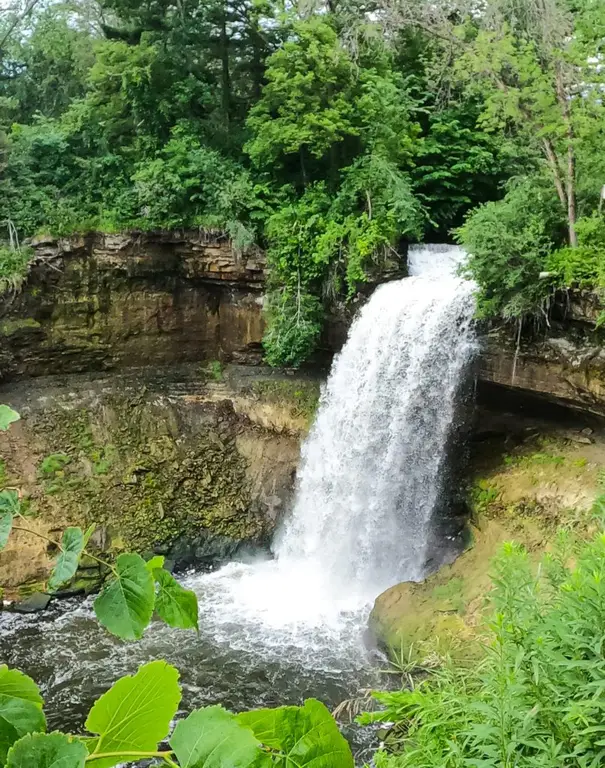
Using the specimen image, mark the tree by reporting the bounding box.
[378,0,605,248]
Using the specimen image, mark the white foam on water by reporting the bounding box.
[190,247,477,656]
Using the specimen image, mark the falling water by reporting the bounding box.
[0,245,477,755]
[276,259,477,596]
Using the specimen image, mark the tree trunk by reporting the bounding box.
[566,142,577,247]
[220,9,231,126]
[555,65,578,247]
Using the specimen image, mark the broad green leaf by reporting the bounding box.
[84,661,180,768]
[0,666,46,765]
[6,732,86,768]
[0,407,19,432]
[154,568,198,631]
[0,491,19,516]
[0,513,13,551]
[145,555,164,572]
[48,528,85,592]
[238,699,354,768]
[170,706,266,768]
[93,553,155,640]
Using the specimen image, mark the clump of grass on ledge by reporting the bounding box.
[0,245,33,294]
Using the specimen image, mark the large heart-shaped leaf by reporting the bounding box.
[0,666,46,765]
[0,407,19,432]
[48,528,85,592]
[6,732,86,768]
[154,568,199,631]
[93,553,154,640]
[84,661,180,768]
[238,699,354,768]
[170,706,267,768]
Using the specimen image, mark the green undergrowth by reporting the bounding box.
[0,246,33,294]
[365,531,605,768]
[251,379,320,425]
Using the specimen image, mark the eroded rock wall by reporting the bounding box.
[0,365,319,595]
[0,231,266,379]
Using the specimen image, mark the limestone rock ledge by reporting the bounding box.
[479,292,605,415]
[0,230,267,379]
[0,364,319,595]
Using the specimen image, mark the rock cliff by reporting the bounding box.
[0,230,266,379]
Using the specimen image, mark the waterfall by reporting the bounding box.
[0,245,479,726]
[275,246,477,595]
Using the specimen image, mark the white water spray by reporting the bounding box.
[192,245,477,651]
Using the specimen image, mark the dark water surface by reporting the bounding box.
[0,565,382,764]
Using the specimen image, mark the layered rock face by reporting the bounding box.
[479,292,605,415]
[0,364,318,595]
[0,231,266,379]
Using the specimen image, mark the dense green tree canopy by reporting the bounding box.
[1,0,605,363]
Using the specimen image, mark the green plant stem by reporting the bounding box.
[86,750,175,762]
[11,521,118,577]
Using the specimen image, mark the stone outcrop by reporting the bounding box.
[479,292,605,415]
[369,425,605,655]
[0,364,319,596]
[0,230,267,379]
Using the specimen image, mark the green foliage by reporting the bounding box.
[458,176,566,319]
[0,407,19,432]
[39,454,72,478]
[0,660,354,767]
[0,666,46,765]
[546,215,605,288]
[170,706,265,767]
[6,732,87,768]
[239,698,355,768]
[153,568,199,632]
[0,248,32,294]
[93,553,155,641]
[47,528,85,592]
[85,661,180,767]
[263,289,323,368]
[365,533,605,768]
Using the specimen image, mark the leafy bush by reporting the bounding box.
[0,659,354,767]
[546,214,605,288]
[364,533,605,768]
[0,246,33,294]
[457,176,566,319]
[263,288,323,367]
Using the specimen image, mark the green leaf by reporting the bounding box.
[82,524,96,548]
[0,513,13,551]
[170,706,266,768]
[6,732,87,768]
[84,661,180,768]
[238,699,354,768]
[145,555,165,572]
[0,407,20,432]
[154,568,198,631]
[0,491,19,516]
[48,528,85,592]
[0,666,46,765]
[93,553,155,640]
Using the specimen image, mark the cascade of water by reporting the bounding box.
[274,249,477,596]
[0,245,478,743]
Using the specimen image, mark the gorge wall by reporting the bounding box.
[0,230,266,379]
[2,231,605,415]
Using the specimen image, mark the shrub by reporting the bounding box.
[364,533,605,768]
[457,175,566,319]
